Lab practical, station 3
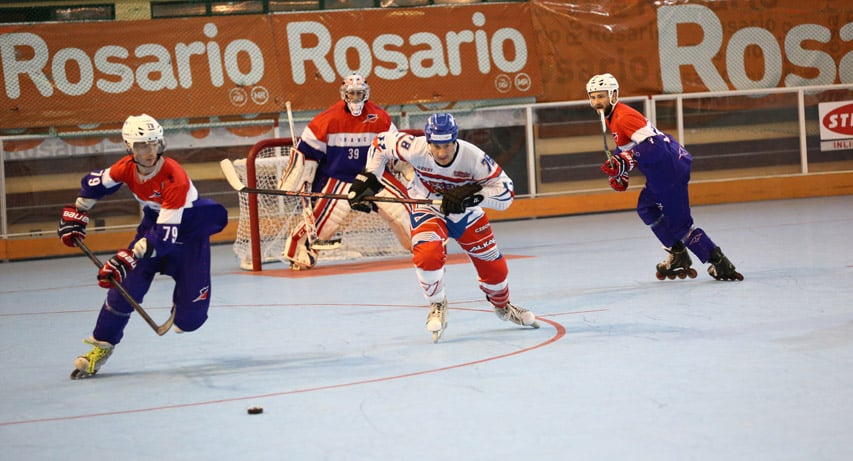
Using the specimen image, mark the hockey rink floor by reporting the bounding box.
[2,195,852,460]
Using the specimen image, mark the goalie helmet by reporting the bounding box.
[586,73,619,102]
[340,74,370,116]
[122,114,165,155]
[424,113,458,145]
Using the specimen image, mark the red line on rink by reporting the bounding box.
[0,316,565,427]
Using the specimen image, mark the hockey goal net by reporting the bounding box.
[231,137,411,271]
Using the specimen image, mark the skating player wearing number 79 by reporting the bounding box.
[57,114,228,378]
[348,113,540,343]
[587,73,743,281]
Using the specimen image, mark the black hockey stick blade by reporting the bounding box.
[73,237,175,336]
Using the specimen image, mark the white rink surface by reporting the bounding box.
[2,196,852,461]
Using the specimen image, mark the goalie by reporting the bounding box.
[278,74,412,270]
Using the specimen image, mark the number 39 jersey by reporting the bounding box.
[296,100,396,185]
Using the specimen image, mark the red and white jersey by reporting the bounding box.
[90,156,198,225]
[297,100,397,183]
[606,102,663,153]
[365,131,514,212]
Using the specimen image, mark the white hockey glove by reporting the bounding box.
[279,148,318,192]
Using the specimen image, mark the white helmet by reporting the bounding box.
[586,73,619,94]
[340,74,370,116]
[122,114,165,154]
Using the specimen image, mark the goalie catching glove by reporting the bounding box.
[347,171,383,213]
[441,183,484,215]
[97,249,137,289]
[58,204,89,247]
[600,151,636,177]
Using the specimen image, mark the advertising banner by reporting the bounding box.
[0,3,541,129]
[818,100,853,151]
[530,0,852,102]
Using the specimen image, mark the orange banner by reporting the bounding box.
[530,0,852,101]
[0,16,286,129]
[0,3,542,129]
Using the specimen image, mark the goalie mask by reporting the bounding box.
[340,74,370,116]
[122,114,165,160]
[586,73,619,105]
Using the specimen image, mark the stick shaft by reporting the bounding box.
[219,158,441,206]
[73,237,175,336]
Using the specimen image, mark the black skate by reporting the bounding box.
[707,247,743,281]
[655,242,698,280]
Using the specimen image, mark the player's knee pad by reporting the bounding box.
[173,313,207,333]
[638,205,663,227]
[412,240,446,271]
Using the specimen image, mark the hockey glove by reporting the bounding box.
[348,172,383,213]
[600,152,636,177]
[97,249,137,289]
[441,183,484,215]
[609,174,629,192]
[58,204,89,247]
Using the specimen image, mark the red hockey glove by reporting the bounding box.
[97,249,137,288]
[58,205,89,247]
[609,174,629,192]
[600,152,636,177]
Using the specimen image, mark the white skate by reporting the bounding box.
[494,303,540,328]
[426,299,448,343]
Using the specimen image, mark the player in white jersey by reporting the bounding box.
[278,74,412,270]
[348,113,539,342]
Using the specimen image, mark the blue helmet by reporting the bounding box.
[424,113,458,144]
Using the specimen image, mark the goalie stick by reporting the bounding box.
[284,101,321,246]
[73,236,175,336]
[220,158,442,206]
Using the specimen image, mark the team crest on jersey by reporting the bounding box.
[192,286,210,302]
[364,114,378,123]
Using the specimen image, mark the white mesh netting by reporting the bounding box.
[230,144,410,270]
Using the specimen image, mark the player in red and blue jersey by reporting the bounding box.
[58,114,228,378]
[278,74,411,270]
[587,73,743,281]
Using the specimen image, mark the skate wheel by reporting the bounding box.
[666,273,676,280]
[687,268,698,279]
[655,272,665,281]
[677,270,687,279]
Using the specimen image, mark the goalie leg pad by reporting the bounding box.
[283,226,317,269]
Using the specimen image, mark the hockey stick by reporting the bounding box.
[599,109,623,186]
[220,158,442,206]
[73,236,175,336]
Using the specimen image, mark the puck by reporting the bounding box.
[247,406,263,415]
